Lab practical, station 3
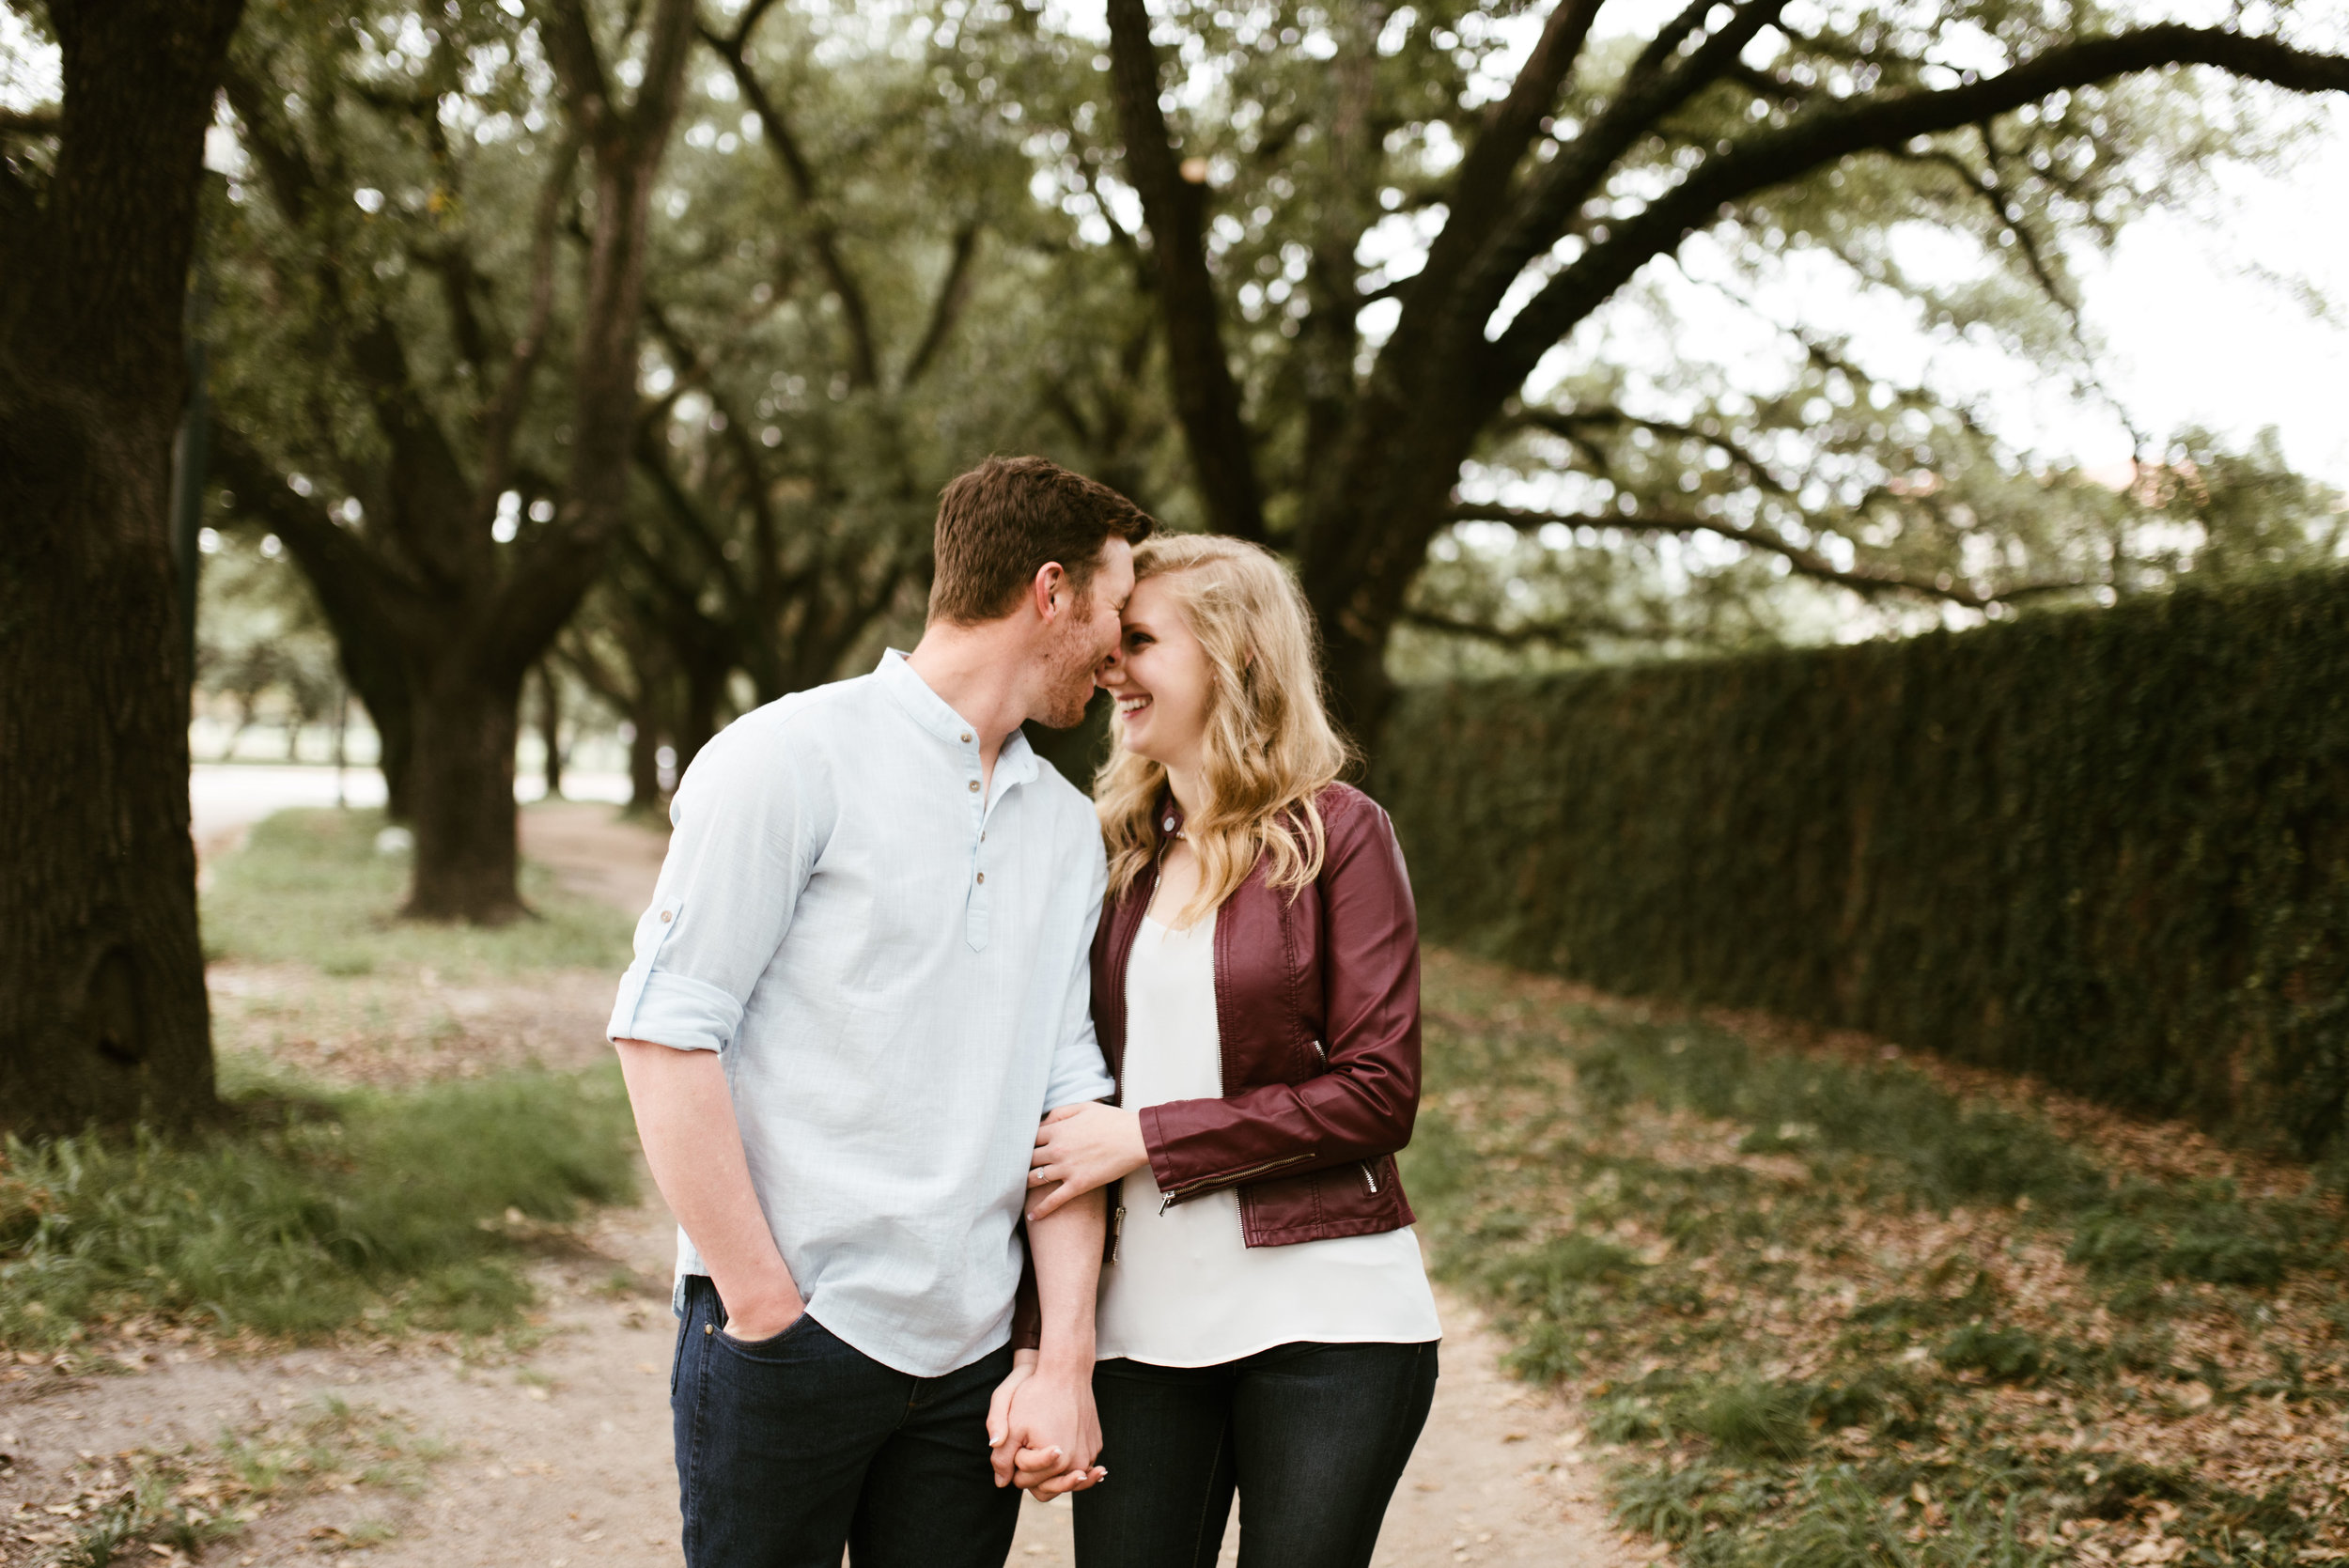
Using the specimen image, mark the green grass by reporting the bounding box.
[0,1063,638,1346]
[1406,955,2349,1565]
[201,807,632,976]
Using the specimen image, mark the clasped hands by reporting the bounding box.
[987,1352,1103,1498]
[983,1104,1148,1498]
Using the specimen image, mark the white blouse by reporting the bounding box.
[1095,911,1443,1367]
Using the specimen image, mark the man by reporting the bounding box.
[609,456,1154,1568]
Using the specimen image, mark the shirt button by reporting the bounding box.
[975,872,987,885]
[960,732,972,743]
[968,780,981,793]
[660,910,673,923]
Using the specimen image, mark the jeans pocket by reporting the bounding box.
[714,1309,825,1363]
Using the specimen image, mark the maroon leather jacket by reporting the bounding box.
[1093,782,1422,1249]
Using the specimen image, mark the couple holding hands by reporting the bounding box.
[609,457,1439,1568]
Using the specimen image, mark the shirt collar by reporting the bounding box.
[875,649,1041,787]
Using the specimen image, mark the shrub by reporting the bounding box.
[1378,568,2349,1162]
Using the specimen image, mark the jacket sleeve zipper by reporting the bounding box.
[1158,1152,1315,1211]
[1109,1203,1126,1264]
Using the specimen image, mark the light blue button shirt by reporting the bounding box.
[607,651,1115,1376]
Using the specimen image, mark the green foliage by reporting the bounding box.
[1380,569,2349,1162]
[0,1065,637,1345]
[201,807,630,976]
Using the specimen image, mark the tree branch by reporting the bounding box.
[1400,0,1606,322]
[1104,0,1265,541]
[1491,25,2349,385]
[222,56,486,586]
[1455,0,1791,339]
[529,0,614,142]
[1511,405,1796,496]
[625,0,701,154]
[699,8,882,390]
[479,127,581,501]
[1447,501,2083,609]
[902,223,980,390]
[0,106,61,136]
[1397,604,1639,650]
[212,427,441,644]
[1906,132,2075,315]
[640,296,782,587]
[495,0,700,676]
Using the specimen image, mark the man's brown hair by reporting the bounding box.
[927,456,1157,624]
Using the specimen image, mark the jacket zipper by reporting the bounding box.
[1102,857,1153,1266]
[1159,1151,1315,1212]
[1133,846,1330,1224]
[1361,1158,1381,1196]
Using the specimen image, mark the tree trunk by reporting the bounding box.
[402,660,525,923]
[676,655,729,773]
[371,691,415,821]
[627,699,664,814]
[333,609,414,820]
[1299,395,1486,754]
[537,660,565,800]
[0,0,244,1140]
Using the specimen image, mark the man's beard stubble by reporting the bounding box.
[1035,601,1106,730]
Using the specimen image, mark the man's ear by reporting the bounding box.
[1031,563,1066,622]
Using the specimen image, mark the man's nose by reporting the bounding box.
[1095,645,1125,683]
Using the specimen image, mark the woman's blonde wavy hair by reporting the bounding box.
[1096,535,1353,924]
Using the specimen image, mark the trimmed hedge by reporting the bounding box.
[1377,569,2349,1162]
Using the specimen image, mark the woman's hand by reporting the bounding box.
[1026,1102,1146,1221]
[987,1349,1108,1498]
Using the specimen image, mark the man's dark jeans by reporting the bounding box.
[1072,1341,1439,1568]
[671,1275,1021,1568]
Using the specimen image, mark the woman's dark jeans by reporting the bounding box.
[670,1275,1021,1568]
[1073,1341,1439,1568]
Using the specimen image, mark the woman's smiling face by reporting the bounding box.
[1097,573,1214,775]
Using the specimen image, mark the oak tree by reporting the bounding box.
[0,0,245,1138]
[1091,0,2349,735]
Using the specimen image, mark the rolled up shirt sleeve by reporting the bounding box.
[1041,840,1116,1110]
[607,722,829,1053]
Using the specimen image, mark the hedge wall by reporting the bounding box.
[1377,569,2349,1162]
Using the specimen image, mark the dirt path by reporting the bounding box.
[3,803,1627,1567]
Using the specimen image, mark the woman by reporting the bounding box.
[1023,534,1440,1568]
